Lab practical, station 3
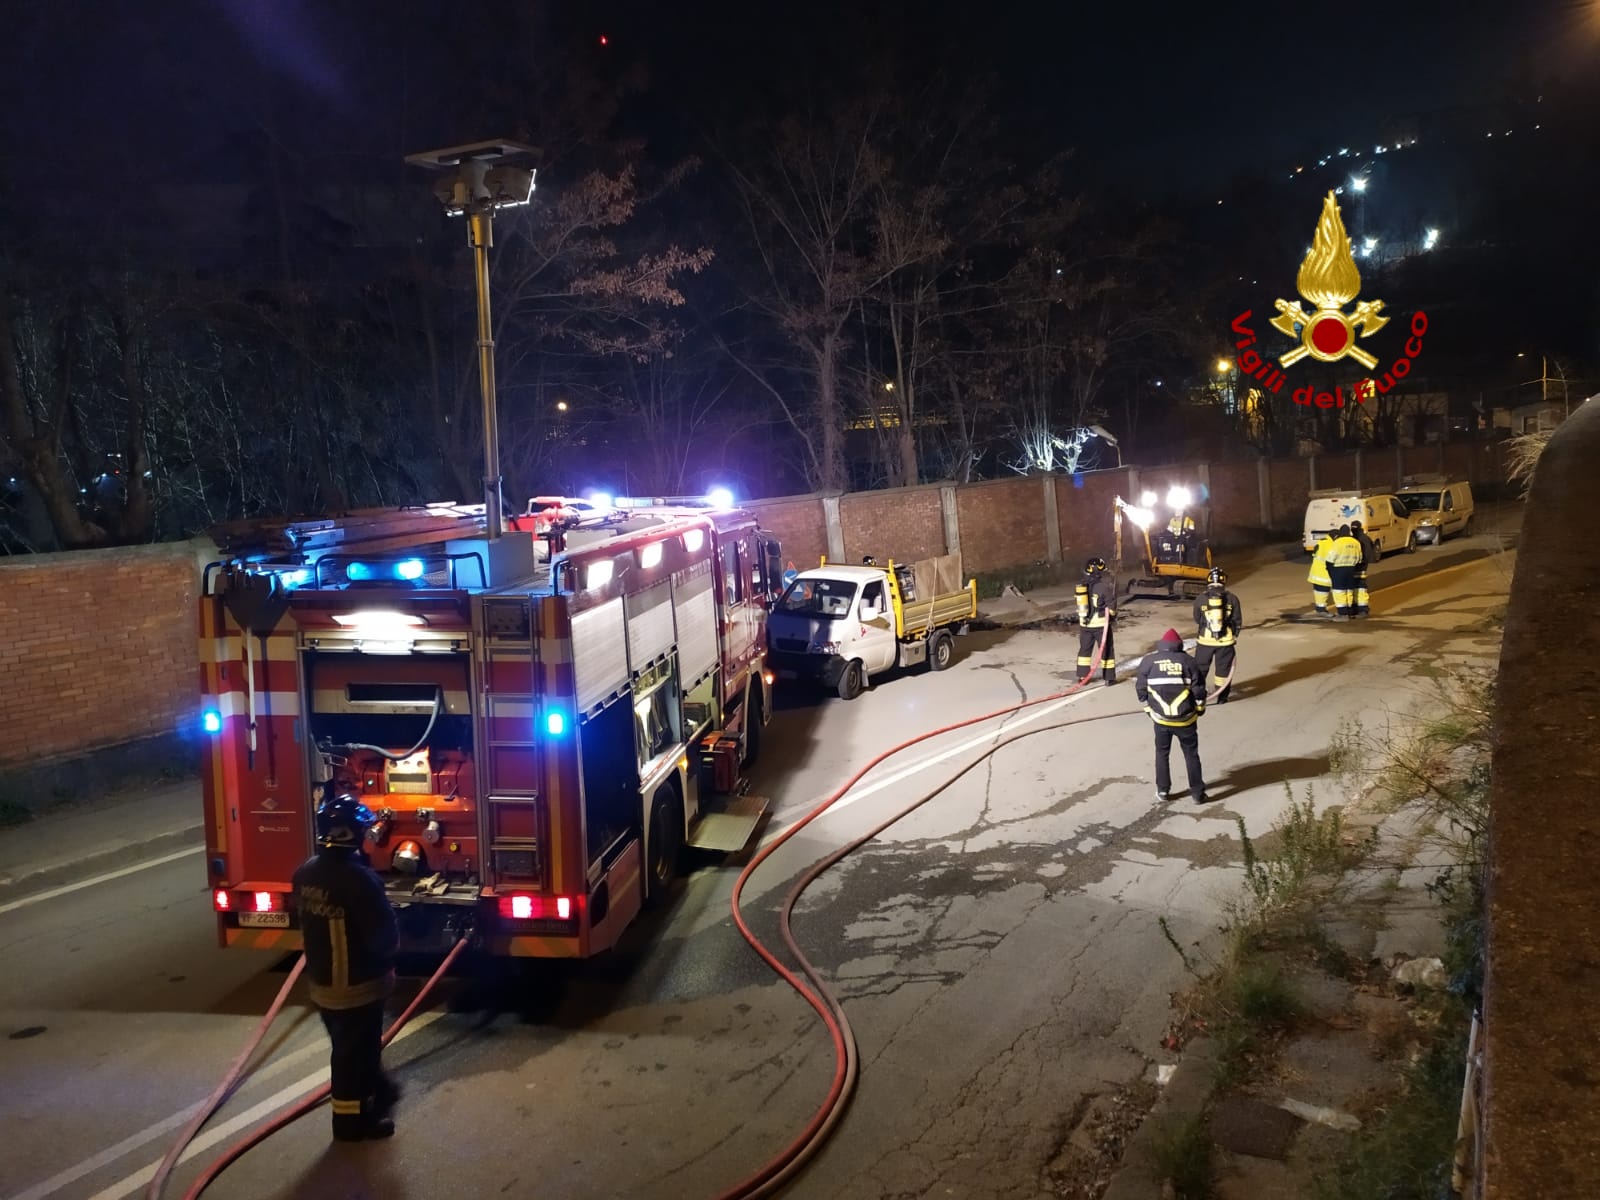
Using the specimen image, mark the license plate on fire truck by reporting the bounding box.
[239,913,290,928]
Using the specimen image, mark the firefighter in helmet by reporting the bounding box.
[1193,566,1242,704]
[1075,556,1118,686]
[292,793,401,1142]
[1349,520,1376,618]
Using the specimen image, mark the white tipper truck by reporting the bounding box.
[766,555,978,700]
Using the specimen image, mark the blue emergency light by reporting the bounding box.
[202,709,223,735]
[545,711,567,736]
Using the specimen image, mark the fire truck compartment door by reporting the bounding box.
[626,580,675,671]
[572,598,630,712]
[673,563,718,686]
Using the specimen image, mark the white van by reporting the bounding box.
[1302,490,1418,557]
[1395,476,1475,545]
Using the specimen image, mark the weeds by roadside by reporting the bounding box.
[1150,1114,1214,1200]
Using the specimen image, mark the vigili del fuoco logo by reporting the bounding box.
[1229,190,1428,410]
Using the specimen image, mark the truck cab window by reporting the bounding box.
[745,539,764,593]
[861,581,885,618]
[722,545,744,604]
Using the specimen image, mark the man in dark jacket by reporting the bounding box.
[1075,556,1118,686]
[1192,567,1242,704]
[1135,629,1208,804]
[1349,520,1376,617]
[293,793,401,1142]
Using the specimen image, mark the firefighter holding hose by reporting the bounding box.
[293,793,402,1142]
[1075,556,1118,687]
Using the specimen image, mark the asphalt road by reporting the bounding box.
[0,519,1518,1200]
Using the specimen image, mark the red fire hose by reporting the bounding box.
[714,628,1235,1198]
[149,936,469,1200]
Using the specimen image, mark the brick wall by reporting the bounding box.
[954,477,1049,573]
[745,495,828,574]
[0,542,203,767]
[839,486,946,565]
[1207,460,1261,543]
[1055,469,1133,565]
[1316,453,1359,492]
[1266,458,1310,530]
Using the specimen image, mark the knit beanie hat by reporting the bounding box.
[1160,629,1182,646]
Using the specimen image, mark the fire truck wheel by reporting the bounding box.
[929,630,955,672]
[644,785,684,906]
[741,694,763,767]
[836,660,864,701]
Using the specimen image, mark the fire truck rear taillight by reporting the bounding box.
[254,891,276,913]
[214,889,230,911]
[498,894,577,922]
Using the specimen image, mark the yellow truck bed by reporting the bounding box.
[889,555,977,640]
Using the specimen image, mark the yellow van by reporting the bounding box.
[1396,476,1475,545]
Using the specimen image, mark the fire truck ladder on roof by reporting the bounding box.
[209,503,491,561]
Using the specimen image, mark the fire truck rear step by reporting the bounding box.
[687,794,770,852]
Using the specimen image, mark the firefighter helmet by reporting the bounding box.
[1084,557,1107,574]
[317,794,376,850]
[1208,567,1227,586]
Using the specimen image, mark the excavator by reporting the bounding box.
[1115,486,1213,601]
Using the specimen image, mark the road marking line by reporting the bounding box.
[5,1026,330,1200]
[44,1010,448,1200]
[768,651,1159,840]
[0,846,205,916]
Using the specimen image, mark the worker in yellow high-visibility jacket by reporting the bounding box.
[1326,524,1365,618]
[1307,533,1335,616]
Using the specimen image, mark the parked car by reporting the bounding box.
[1396,476,1475,545]
[1302,489,1419,557]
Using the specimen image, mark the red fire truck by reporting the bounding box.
[199,498,782,959]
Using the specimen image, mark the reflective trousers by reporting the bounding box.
[1078,624,1115,682]
[1154,723,1205,801]
[320,1001,393,1139]
[1353,566,1370,615]
[1326,565,1358,616]
[1195,643,1235,703]
[1311,584,1331,612]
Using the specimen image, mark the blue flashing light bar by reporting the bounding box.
[396,558,425,580]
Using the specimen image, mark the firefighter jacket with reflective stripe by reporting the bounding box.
[1353,530,1376,566]
[1328,535,1364,569]
[1076,573,1116,628]
[1194,586,1242,647]
[1135,648,1207,727]
[1307,536,1333,587]
[292,851,399,1011]
[1166,515,1195,537]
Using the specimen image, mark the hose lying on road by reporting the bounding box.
[145,956,307,1200]
[714,631,1234,1199]
[149,936,469,1200]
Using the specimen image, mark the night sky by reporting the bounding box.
[5,0,1588,201]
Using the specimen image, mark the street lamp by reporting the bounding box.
[1215,358,1231,374]
[406,139,542,539]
